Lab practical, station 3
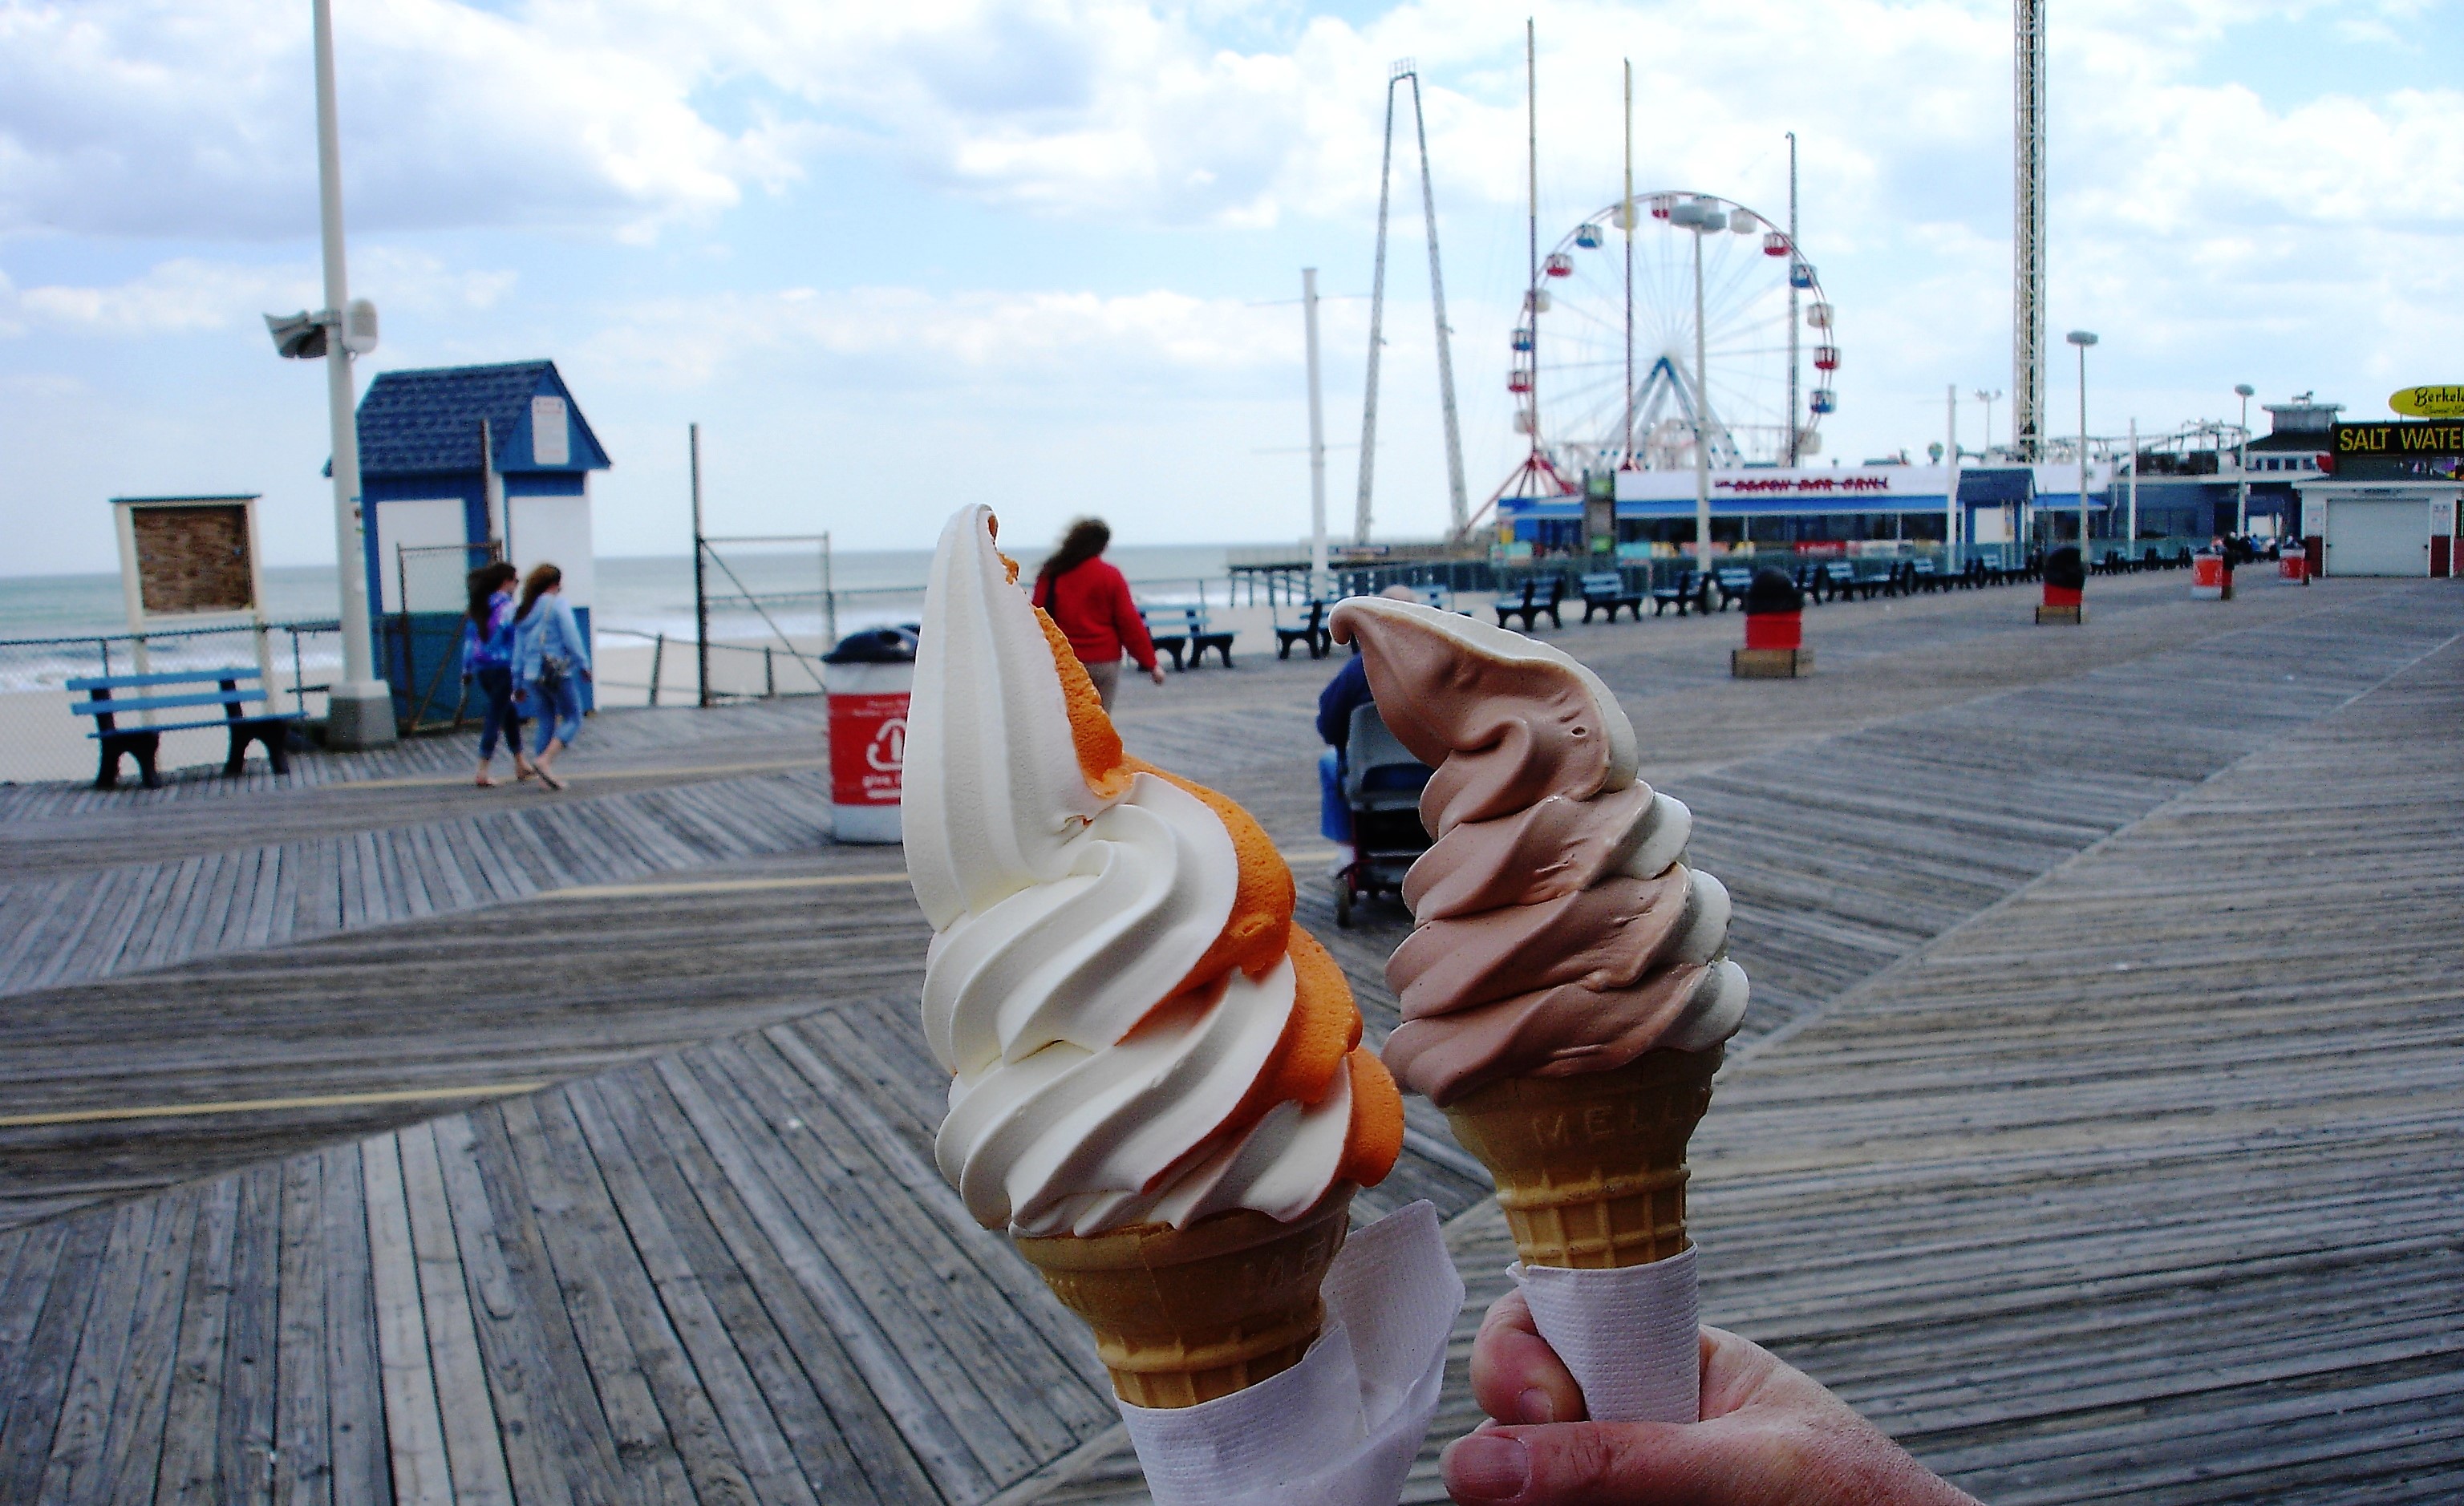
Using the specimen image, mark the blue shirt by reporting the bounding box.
[1316,654,1372,751]
[512,593,590,686]
[460,590,517,673]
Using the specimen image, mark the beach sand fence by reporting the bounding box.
[0,621,340,784]
[595,528,838,709]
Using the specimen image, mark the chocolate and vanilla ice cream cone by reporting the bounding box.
[1329,599,1748,1273]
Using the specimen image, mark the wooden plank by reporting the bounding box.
[424,1112,599,1506]
[316,1141,387,1505]
[274,1154,331,1506]
[393,1121,515,1506]
[584,1068,936,1505]
[216,1162,282,1506]
[0,1213,108,1501]
[148,1174,238,1506]
[31,1198,158,1504]
[492,1091,752,1506]
[554,1082,823,1506]
[0,1220,72,1407]
[360,1134,454,1506]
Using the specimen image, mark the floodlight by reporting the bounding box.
[265,310,326,359]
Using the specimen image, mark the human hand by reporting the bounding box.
[580,667,593,682]
[1147,663,1167,686]
[1441,1292,1977,1506]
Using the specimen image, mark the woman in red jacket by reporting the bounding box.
[1030,516,1165,711]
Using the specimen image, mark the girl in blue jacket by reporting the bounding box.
[460,561,530,787]
[511,563,591,791]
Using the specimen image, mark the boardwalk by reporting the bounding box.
[2,571,2458,1503]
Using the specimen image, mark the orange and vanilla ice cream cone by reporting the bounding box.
[904,505,1403,1407]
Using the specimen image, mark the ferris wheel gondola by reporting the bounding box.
[1508,190,1836,479]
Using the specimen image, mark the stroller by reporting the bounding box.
[1319,702,1435,926]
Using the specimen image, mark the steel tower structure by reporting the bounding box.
[1354,59,1468,545]
[2013,0,2047,462]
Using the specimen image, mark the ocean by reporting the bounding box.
[0,544,1242,692]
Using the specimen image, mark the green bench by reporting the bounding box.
[67,667,302,789]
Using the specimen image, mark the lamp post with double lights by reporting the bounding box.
[2067,331,2098,560]
[263,0,394,747]
[2234,383,2255,536]
[1668,196,1730,585]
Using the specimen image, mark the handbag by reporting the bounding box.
[536,654,568,694]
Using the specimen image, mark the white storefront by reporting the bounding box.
[2294,480,2461,577]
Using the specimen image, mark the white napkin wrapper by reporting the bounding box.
[1118,1200,1463,1506]
[1510,1245,1700,1423]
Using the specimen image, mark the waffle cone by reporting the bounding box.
[1012,1188,1352,1408]
[1444,1046,1723,1269]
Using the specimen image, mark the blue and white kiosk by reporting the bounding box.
[347,361,611,727]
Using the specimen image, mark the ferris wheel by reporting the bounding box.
[1510,191,1836,479]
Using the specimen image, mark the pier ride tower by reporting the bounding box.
[1355,59,1469,549]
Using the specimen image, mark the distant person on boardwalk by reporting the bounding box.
[512,563,590,791]
[460,561,531,787]
[1030,517,1162,713]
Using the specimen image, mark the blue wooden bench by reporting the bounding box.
[1493,576,1565,631]
[1650,569,1699,616]
[1275,599,1332,660]
[67,666,302,789]
[1578,571,1643,623]
[1711,566,1755,610]
[1140,606,1234,670]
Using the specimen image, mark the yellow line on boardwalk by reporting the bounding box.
[0,1082,549,1130]
[541,848,1347,901]
[338,758,823,791]
[540,872,909,899]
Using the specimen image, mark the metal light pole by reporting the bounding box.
[2126,415,2140,555]
[2068,330,2097,557]
[2233,383,2255,536]
[1303,269,1330,591]
[308,0,393,746]
[1681,202,1715,581]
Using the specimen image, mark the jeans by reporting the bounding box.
[473,665,520,759]
[522,674,585,752]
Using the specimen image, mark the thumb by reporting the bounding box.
[1441,1422,1725,1506]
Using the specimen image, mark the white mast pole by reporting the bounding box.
[1787,132,1801,466]
[1526,22,1540,470]
[313,0,394,747]
[1623,59,1635,466]
[1947,383,1960,569]
[1303,268,1330,591]
[1354,71,1400,547]
[1407,71,1469,540]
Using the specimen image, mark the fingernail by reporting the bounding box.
[1445,1435,1530,1502]
[1515,1387,1555,1424]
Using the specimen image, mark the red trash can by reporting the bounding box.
[823,627,916,844]
[2191,551,2228,601]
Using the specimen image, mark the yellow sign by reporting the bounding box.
[2389,386,2464,418]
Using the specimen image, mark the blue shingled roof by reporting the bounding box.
[1958,466,2034,504]
[350,360,610,477]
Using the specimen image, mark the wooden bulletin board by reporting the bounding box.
[112,496,266,626]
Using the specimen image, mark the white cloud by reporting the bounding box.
[7,249,514,337]
[578,281,1303,390]
[0,0,748,240]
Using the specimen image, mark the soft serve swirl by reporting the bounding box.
[1328,599,1749,1107]
[906,506,1400,1236]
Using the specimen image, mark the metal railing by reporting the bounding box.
[0,618,345,783]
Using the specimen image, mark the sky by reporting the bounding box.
[2,0,2459,574]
